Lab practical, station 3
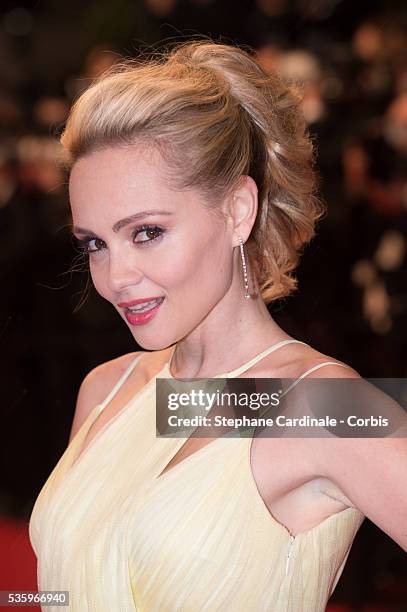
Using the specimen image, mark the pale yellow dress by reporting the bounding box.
[29,339,365,611]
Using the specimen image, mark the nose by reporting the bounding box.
[106,249,144,294]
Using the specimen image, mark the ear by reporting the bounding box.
[225,176,258,246]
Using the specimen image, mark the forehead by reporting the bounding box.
[69,145,177,210]
[68,144,229,228]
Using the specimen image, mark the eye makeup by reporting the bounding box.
[73,224,166,254]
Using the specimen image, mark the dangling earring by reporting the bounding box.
[238,235,251,299]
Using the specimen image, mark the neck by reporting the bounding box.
[169,289,291,378]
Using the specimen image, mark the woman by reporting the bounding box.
[29,41,407,611]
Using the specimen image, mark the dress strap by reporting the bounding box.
[224,339,308,378]
[97,353,143,413]
[280,361,351,398]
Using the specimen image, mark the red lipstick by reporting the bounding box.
[118,296,165,326]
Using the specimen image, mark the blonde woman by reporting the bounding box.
[29,41,407,611]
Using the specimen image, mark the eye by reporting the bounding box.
[72,224,164,255]
[132,225,165,244]
[87,237,106,253]
[74,236,106,254]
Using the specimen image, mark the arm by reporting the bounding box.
[68,352,142,443]
[308,364,407,552]
[318,435,407,551]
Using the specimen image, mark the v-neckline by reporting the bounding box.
[156,434,232,479]
[156,338,306,478]
[62,345,363,544]
[68,338,304,476]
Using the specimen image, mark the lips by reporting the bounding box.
[118,296,164,308]
[120,297,165,326]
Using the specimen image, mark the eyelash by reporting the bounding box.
[75,225,165,254]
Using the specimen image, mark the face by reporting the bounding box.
[69,145,235,350]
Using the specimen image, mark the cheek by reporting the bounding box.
[159,228,231,291]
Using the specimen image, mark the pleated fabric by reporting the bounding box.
[29,340,365,611]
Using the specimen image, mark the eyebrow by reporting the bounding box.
[72,209,173,235]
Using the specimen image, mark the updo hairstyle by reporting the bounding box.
[61,41,325,304]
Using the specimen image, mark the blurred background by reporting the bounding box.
[0,0,406,610]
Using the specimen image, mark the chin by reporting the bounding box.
[128,332,174,353]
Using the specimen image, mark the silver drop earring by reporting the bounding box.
[238,235,251,299]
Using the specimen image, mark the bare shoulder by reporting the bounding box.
[80,351,145,401]
[69,351,145,442]
[295,346,407,551]
[266,342,363,508]
[251,337,361,380]
[296,344,361,379]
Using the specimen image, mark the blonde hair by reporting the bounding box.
[61,40,325,305]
